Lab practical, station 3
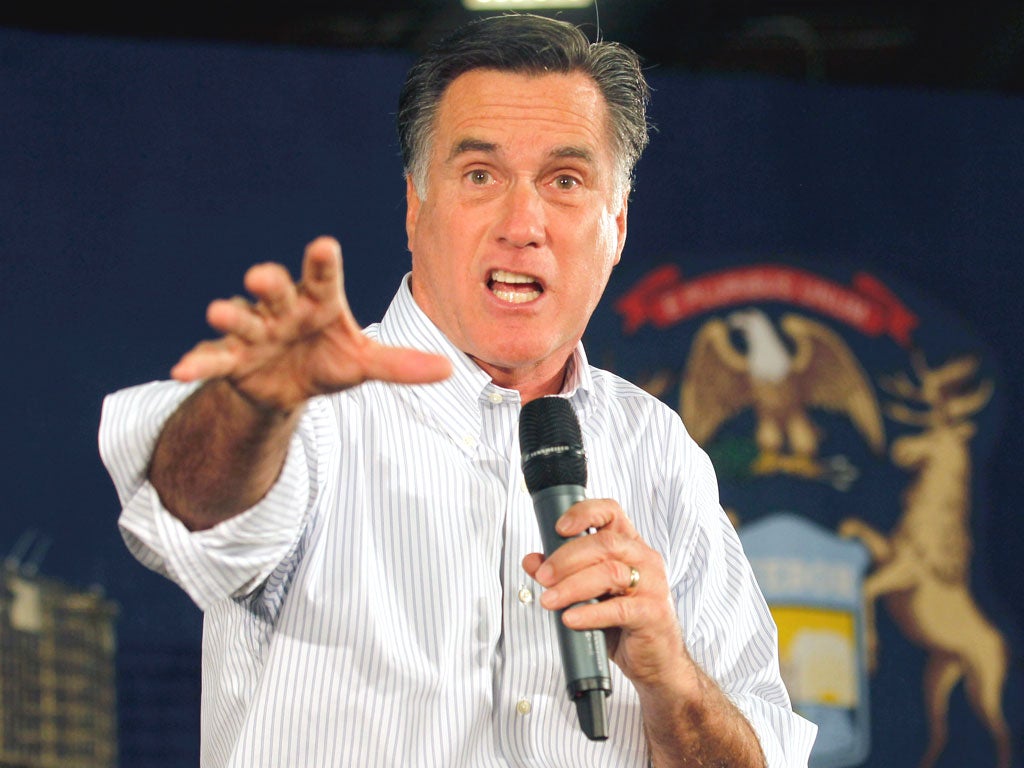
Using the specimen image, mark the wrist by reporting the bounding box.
[215,377,304,421]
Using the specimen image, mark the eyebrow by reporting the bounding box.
[448,138,497,161]
[447,138,594,164]
[550,146,594,163]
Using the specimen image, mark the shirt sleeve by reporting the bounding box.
[97,380,325,611]
[666,430,818,767]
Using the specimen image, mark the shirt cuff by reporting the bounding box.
[100,380,313,610]
[733,692,818,768]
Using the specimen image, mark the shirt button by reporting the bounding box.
[462,435,476,448]
[517,586,534,604]
[516,699,532,716]
[488,392,504,404]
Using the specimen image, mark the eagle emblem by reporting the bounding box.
[680,308,885,484]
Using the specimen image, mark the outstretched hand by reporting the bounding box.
[171,236,452,411]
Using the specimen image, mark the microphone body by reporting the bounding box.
[519,397,612,741]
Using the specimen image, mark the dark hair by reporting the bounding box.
[398,13,651,195]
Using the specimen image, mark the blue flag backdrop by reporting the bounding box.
[2,26,1021,767]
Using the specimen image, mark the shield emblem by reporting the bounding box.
[740,512,871,767]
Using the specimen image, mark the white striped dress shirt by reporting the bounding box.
[99,276,816,767]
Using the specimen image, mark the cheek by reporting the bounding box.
[421,204,476,255]
[577,220,621,282]
[412,212,482,302]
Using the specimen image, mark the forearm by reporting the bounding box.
[148,378,303,530]
[640,654,766,768]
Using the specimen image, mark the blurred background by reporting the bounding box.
[1,2,1021,767]
[3,0,1024,92]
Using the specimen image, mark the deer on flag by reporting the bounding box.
[839,351,1010,768]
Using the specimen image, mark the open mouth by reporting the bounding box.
[488,269,543,304]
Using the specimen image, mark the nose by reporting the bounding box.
[496,180,546,249]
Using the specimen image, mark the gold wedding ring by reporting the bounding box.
[627,566,641,592]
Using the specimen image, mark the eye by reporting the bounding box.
[466,169,493,186]
[553,174,581,191]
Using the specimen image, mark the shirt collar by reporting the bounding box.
[376,275,595,446]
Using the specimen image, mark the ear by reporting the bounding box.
[405,175,422,252]
[612,191,628,267]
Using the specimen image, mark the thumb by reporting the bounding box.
[363,344,453,386]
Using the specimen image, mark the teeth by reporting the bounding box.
[492,287,541,304]
[488,269,542,303]
[490,269,537,284]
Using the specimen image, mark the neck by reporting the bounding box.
[472,355,570,404]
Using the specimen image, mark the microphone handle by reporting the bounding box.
[530,484,612,741]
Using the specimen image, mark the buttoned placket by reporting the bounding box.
[475,383,555,760]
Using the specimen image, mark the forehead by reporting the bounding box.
[433,69,613,158]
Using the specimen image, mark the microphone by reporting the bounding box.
[519,396,612,741]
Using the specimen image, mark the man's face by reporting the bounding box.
[405,69,628,396]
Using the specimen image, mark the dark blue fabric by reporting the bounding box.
[2,26,1020,767]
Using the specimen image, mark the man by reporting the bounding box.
[99,13,816,767]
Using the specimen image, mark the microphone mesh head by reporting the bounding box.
[519,396,587,492]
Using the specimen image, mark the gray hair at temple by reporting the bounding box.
[397,13,652,199]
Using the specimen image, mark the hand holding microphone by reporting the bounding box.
[520,397,691,744]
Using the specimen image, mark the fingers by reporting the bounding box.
[298,236,364,337]
[524,505,687,688]
[206,297,267,343]
[554,497,638,540]
[243,263,298,318]
[533,541,646,608]
[181,237,344,370]
[525,498,660,622]
[171,338,242,382]
[237,236,343,321]
[300,236,343,303]
[522,552,545,578]
[170,235,454,396]
[532,499,641,582]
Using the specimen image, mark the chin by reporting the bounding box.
[481,342,564,371]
